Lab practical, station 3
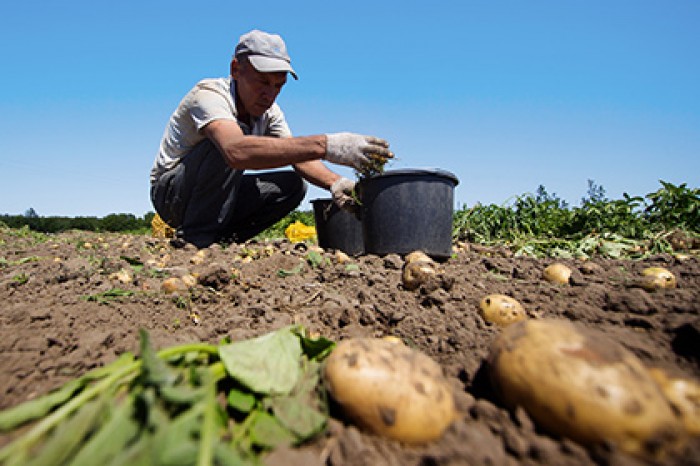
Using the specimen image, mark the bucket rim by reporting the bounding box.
[360,168,459,186]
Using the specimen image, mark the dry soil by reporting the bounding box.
[1,230,699,465]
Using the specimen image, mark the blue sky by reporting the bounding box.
[1,0,698,217]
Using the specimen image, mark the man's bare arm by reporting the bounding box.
[203,119,326,170]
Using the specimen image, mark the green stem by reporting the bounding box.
[0,342,219,463]
[196,362,227,466]
[0,359,140,462]
[197,377,218,466]
[157,343,219,359]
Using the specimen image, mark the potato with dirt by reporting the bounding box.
[478,294,527,326]
[488,318,685,459]
[640,266,677,291]
[323,337,455,444]
[542,262,572,284]
[401,250,438,290]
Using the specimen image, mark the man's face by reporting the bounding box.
[231,57,287,118]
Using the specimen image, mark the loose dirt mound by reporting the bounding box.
[1,230,699,465]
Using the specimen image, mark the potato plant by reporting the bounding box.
[0,327,334,466]
[453,180,699,258]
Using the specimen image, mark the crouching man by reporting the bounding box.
[150,29,392,248]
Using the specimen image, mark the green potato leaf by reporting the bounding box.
[69,396,141,466]
[269,396,326,441]
[218,327,303,396]
[247,411,296,449]
[227,389,257,413]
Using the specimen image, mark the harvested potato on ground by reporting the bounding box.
[335,250,351,264]
[323,337,455,444]
[180,273,198,288]
[161,277,190,294]
[488,319,685,459]
[405,250,432,264]
[648,368,700,436]
[402,262,438,290]
[640,267,677,291]
[479,294,527,326]
[190,250,207,265]
[543,263,572,284]
[109,268,133,284]
[402,250,438,290]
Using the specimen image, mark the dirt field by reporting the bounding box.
[1,229,699,465]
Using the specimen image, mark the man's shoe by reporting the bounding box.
[169,237,188,249]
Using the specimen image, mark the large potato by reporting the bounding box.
[323,337,455,444]
[488,319,684,459]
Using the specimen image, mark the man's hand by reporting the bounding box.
[330,177,358,213]
[325,133,392,171]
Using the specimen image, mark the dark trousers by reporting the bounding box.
[151,140,306,248]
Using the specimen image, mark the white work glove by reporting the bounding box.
[330,177,358,213]
[325,132,392,171]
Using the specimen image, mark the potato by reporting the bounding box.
[640,267,677,291]
[543,263,572,284]
[488,319,684,459]
[335,250,351,264]
[479,294,527,326]
[402,262,438,290]
[161,277,189,294]
[402,250,438,291]
[648,368,700,436]
[180,273,197,288]
[404,250,432,264]
[190,250,207,265]
[109,268,133,284]
[323,337,455,444]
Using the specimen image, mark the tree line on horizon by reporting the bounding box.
[0,208,157,233]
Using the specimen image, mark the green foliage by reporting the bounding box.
[81,288,137,304]
[0,326,334,465]
[0,224,49,243]
[12,273,29,285]
[453,180,699,258]
[644,181,700,231]
[0,256,42,267]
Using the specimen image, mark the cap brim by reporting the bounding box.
[248,55,298,80]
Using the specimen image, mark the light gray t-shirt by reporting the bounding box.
[150,76,292,183]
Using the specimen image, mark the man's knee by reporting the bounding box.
[267,171,306,208]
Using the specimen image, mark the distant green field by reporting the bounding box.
[2,180,697,259]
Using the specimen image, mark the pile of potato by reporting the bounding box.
[323,257,694,460]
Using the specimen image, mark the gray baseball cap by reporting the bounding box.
[234,29,298,80]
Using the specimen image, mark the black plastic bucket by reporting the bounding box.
[311,199,364,256]
[357,168,459,258]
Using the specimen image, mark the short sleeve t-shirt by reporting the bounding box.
[150,76,291,183]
